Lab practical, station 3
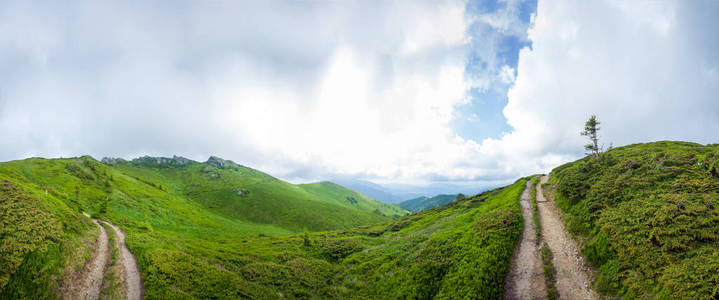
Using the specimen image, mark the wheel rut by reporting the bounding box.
[536,176,597,299]
[504,180,545,299]
[72,213,144,300]
[504,176,597,300]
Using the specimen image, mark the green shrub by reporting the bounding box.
[550,141,719,298]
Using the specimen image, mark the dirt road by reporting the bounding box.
[78,215,109,300]
[536,176,596,299]
[73,213,143,300]
[100,221,144,300]
[504,181,546,299]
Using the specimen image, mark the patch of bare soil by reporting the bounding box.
[536,176,597,299]
[504,181,546,300]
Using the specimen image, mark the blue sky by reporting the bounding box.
[0,0,717,188]
[454,0,537,142]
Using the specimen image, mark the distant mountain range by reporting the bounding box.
[399,194,457,212]
[332,178,504,204]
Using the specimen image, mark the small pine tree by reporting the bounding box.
[581,115,601,159]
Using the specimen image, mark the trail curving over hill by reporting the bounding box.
[504,180,545,299]
[536,175,597,299]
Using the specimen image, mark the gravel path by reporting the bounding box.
[100,221,144,300]
[536,176,597,299]
[504,181,546,300]
[79,214,109,300]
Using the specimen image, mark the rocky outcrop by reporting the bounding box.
[206,156,241,169]
[101,157,127,165]
[128,155,196,167]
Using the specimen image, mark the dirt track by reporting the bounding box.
[100,221,144,300]
[78,215,109,300]
[536,176,597,299]
[504,176,597,299]
[504,181,546,299]
[73,213,143,300]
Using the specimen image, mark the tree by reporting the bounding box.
[581,115,601,159]
[454,193,466,202]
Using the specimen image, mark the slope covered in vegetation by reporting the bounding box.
[0,153,527,298]
[139,178,526,298]
[0,155,407,298]
[547,141,719,298]
[399,194,457,212]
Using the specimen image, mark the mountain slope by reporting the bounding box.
[399,194,457,212]
[108,156,408,231]
[0,155,406,298]
[0,153,527,298]
[141,177,528,298]
[546,141,719,298]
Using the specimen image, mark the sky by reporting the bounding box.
[1,0,717,188]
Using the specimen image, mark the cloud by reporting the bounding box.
[475,0,719,178]
[0,0,475,183]
[0,0,717,188]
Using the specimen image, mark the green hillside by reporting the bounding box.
[0,155,408,298]
[0,153,527,298]
[546,141,719,298]
[399,194,457,212]
[298,181,407,218]
[141,177,528,298]
[107,156,408,231]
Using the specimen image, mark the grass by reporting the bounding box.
[540,243,557,300]
[530,176,541,239]
[0,179,94,299]
[0,154,529,298]
[548,141,719,299]
[0,156,407,298]
[138,178,527,298]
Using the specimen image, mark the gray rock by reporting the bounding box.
[101,157,127,165]
[207,156,227,168]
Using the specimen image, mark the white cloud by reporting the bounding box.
[475,0,719,178]
[0,0,717,187]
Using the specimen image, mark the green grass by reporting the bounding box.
[399,194,457,212]
[0,156,407,298]
[540,243,557,300]
[548,141,719,299]
[0,154,528,298]
[529,176,541,239]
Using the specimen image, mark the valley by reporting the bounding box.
[1,141,718,299]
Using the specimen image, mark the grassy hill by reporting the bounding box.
[140,177,528,298]
[399,194,457,212]
[0,155,408,298]
[546,141,719,298]
[0,153,527,298]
